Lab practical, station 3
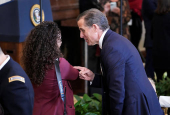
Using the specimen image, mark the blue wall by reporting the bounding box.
[0,0,53,42]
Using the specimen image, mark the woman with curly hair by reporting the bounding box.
[22,21,79,115]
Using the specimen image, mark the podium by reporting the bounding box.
[0,0,53,64]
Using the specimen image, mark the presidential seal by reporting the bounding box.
[30,4,45,26]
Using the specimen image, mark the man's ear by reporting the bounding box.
[92,24,100,32]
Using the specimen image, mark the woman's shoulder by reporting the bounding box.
[59,58,79,80]
[59,58,72,69]
[59,58,69,64]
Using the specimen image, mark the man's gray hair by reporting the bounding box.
[77,8,109,31]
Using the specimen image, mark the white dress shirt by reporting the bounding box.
[99,28,109,49]
[0,55,10,70]
[90,28,109,85]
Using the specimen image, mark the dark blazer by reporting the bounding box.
[142,0,157,47]
[33,58,79,115]
[92,29,164,115]
[0,57,34,115]
[152,12,170,70]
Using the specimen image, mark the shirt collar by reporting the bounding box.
[0,55,10,70]
[99,28,109,49]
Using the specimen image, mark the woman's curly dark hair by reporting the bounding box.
[22,21,63,85]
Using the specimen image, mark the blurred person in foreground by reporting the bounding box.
[74,8,163,115]
[22,21,79,115]
[0,47,34,115]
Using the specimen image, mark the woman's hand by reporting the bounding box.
[73,66,95,81]
[111,7,120,15]
[103,2,111,15]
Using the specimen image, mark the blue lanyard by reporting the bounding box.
[54,58,65,102]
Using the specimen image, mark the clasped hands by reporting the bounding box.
[74,66,95,81]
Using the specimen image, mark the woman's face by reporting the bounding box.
[57,38,62,48]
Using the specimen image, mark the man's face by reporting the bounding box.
[77,18,98,46]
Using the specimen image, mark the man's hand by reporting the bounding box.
[74,66,95,81]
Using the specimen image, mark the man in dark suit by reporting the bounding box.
[0,47,34,115]
[75,8,163,115]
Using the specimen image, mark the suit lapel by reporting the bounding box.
[100,29,113,77]
[102,29,113,48]
[100,29,115,115]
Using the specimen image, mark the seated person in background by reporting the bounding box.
[22,21,79,115]
[0,47,34,115]
[101,0,131,39]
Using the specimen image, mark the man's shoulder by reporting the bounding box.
[103,32,129,50]
[102,32,134,59]
[7,58,27,76]
[1,58,30,86]
[105,30,127,43]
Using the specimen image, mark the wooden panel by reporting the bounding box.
[50,0,79,21]
[0,42,24,65]
[52,8,79,21]
[61,18,77,27]
[50,0,112,26]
